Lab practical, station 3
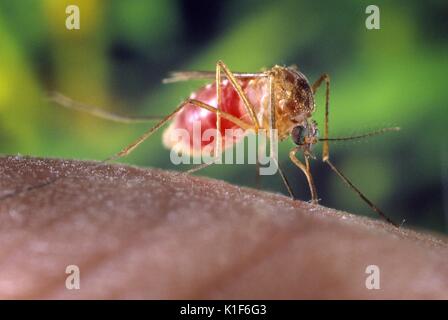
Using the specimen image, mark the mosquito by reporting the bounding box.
[48,60,400,226]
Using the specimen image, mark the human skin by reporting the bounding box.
[0,156,447,299]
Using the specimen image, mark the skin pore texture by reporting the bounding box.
[0,156,447,299]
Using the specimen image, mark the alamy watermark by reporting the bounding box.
[66,5,80,30]
[65,264,80,290]
[166,122,279,176]
[365,265,380,290]
[365,5,380,30]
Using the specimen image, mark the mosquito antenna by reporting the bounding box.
[319,127,400,142]
[47,92,164,123]
[324,159,399,227]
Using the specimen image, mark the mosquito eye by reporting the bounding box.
[291,125,306,145]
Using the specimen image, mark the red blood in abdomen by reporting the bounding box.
[169,80,252,150]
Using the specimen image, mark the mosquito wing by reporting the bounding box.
[163,71,266,83]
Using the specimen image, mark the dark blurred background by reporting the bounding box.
[0,0,447,232]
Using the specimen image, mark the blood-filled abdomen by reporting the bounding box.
[163,78,267,156]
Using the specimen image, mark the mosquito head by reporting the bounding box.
[291,120,319,149]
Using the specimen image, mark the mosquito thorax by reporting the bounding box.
[269,66,315,140]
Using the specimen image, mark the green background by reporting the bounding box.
[0,0,447,232]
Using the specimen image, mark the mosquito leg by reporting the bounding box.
[186,162,214,174]
[289,147,318,203]
[163,71,264,83]
[255,143,262,190]
[255,160,261,189]
[47,92,164,123]
[324,159,399,227]
[2,94,165,201]
[274,157,295,199]
[106,98,252,162]
[184,63,223,175]
[304,155,318,203]
[188,60,264,174]
[312,75,398,226]
[215,60,223,160]
[267,74,294,199]
[2,98,251,201]
[217,60,262,130]
[189,70,293,197]
[311,73,330,161]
